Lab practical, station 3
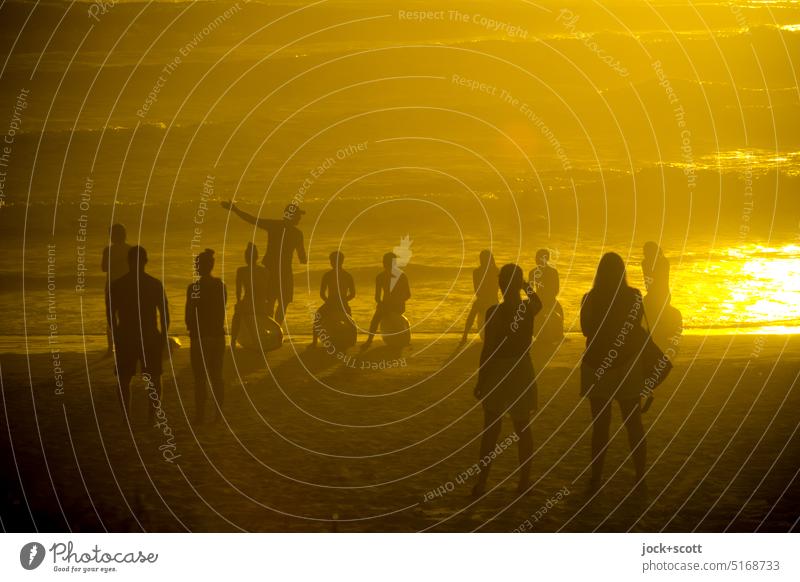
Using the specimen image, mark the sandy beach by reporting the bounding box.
[1,331,797,532]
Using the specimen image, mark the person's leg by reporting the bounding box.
[104,285,113,355]
[362,305,383,348]
[461,303,479,343]
[117,375,132,418]
[146,375,163,425]
[274,297,287,325]
[230,308,240,350]
[209,337,225,421]
[512,416,533,492]
[619,398,647,484]
[589,395,613,491]
[473,408,503,496]
[190,339,207,424]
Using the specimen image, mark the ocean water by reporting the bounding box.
[1,0,799,345]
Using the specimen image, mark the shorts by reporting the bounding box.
[478,355,537,422]
[114,330,163,377]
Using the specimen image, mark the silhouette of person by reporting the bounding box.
[460,250,499,344]
[185,249,227,424]
[362,252,411,349]
[221,200,307,327]
[312,250,356,348]
[472,264,541,496]
[109,246,169,422]
[529,248,564,344]
[101,224,131,356]
[529,249,560,303]
[641,241,670,304]
[230,242,268,350]
[580,252,647,495]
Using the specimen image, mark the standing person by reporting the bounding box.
[230,243,267,350]
[529,248,564,345]
[312,250,356,348]
[109,246,169,422]
[101,224,131,356]
[185,249,227,424]
[473,264,541,496]
[580,252,647,495]
[221,200,307,327]
[362,252,411,349]
[460,250,499,344]
[641,241,670,304]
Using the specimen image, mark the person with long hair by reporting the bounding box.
[472,263,541,496]
[460,250,500,344]
[580,252,647,495]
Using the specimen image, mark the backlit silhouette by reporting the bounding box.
[580,252,647,495]
[101,224,131,356]
[312,250,356,349]
[529,248,564,345]
[460,250,499,344]
[362,252,411,349]
[472,263,541,496]
[222,201,307,328]
[230,242,267,350]
[109,246,169,422]
[185,248,227,424]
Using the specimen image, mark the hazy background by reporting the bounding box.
[1,0,799,340]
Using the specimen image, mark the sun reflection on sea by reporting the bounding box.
[678,244,800,335]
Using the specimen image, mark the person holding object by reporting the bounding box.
[580,252,647,496]
[362,252,411,349]
[472,264,541,496]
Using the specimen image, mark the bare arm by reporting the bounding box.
[320,272,328,302]
[236,267,244,303]
[160,286,170,339]
[222,201,279,230]
[296,233,307,265]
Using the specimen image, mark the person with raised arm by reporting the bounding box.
[221,200,307,329]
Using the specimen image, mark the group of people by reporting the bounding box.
[103,200,674,497]
[104,229,227,425]
[468,245,672,497]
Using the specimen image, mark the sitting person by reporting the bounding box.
[230,242,267,349]
[362,252,411,349]
[312,250,356,348]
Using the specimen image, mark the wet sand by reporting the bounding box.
[1,333,798,532]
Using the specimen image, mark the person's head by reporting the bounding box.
[244,242,258,265]
[330,250,344,269]
[498,263,525,300]
[643,241,661,259]
[479,249,496,269]
[128,245,148,272]
[593,252,628,294]
[536,248,550,266]
[382,252,397,271]
[110,223,127,245]
[283,203,305,226]
[196,248,215,277]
